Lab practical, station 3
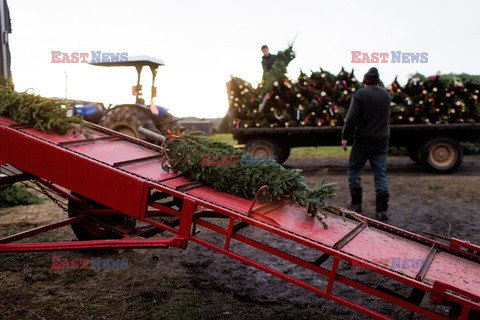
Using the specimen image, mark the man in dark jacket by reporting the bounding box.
[261,45,276,81]
[341,67,391,220]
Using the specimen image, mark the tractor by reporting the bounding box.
[63,55,177,140]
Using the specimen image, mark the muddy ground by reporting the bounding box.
[0,155,479,320]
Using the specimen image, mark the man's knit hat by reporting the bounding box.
[363,67,380,85]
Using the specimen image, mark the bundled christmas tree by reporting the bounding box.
[259,45,295,96]
[388,76,414,124]
[161,131,337,226]
[0,77,85,133]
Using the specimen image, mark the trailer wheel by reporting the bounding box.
[245,138,281,162]
[277,146,291,164]
[420,137,463,173]
[100,106,160,140]
[68,193,136,241]
[407,145,421,164]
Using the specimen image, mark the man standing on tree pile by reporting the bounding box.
[261,45,276,81]
[341,67,391,221]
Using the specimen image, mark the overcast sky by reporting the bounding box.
[7,0,480,118]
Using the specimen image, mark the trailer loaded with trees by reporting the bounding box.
[225,46,480,173]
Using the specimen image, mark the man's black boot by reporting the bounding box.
[348,187,362,213]
[375,192,389,221]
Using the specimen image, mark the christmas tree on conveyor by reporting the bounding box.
[160,130,337,227]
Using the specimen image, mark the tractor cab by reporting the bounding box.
[89,55,165,106]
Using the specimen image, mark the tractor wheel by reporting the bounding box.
[100,106,160,140]
[419,137,463,173]
[68,193,136,241]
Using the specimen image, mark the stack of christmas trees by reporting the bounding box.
[228,67,359,129]
[389,73,480,124]
[227,48,480,129]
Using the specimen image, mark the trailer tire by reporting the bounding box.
[68,193,136,241]
[407,145,421,164]
[100,106,160,140]
[245,138,281,163]
[419,137,463,173]
[278,146,291,164]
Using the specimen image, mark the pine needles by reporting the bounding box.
[160,131,337,226]
[0,78,85,134]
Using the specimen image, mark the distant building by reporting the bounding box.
[178,118,213,135]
